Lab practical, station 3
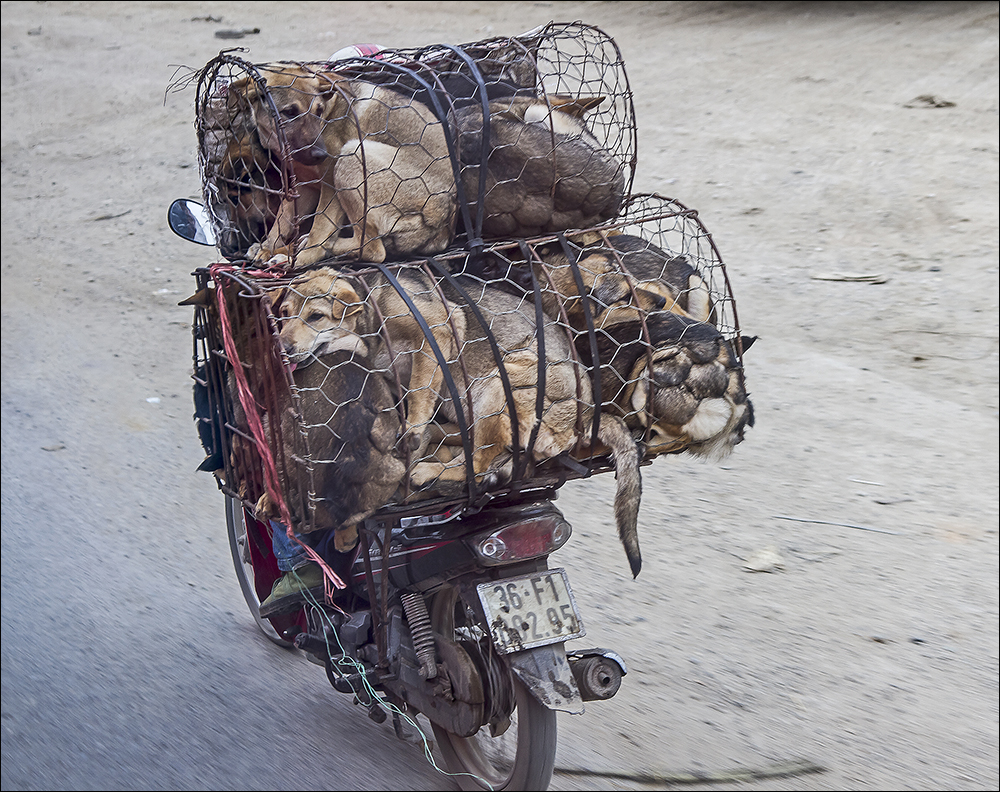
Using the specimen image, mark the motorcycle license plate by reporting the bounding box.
[477,569,585,654]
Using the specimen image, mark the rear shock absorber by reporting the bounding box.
[400,592,438,680]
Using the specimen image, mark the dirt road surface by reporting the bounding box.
[2,2,997,790]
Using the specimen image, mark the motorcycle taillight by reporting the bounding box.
[468,513,572,566]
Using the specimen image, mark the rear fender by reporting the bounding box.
[507,642,584,714]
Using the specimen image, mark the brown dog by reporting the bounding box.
[451,95,625,239]
[530,233,715,331]
[408,276,646,578]
[241,63,457,265]
[214,132,283,260]
[598,234,715,325]
[277,348,405,551]
[270,266,466,460]
[201,84,285,260]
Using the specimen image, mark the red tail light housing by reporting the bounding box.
[468,513,572,566]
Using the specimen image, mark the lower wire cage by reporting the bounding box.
[189,193,753,542]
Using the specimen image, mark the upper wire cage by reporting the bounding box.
[193,21,637,269]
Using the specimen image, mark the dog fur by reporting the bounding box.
[270,266,467,460]
[241,64,457,265]
[576,310,754,461]
[451,95,625,239]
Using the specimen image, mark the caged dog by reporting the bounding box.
[202,86,283,260]
[269,265,467,462]
[528,233,716,332]
[259,347,407,553]
[239,64,458,266]
[271,266,646,578]
[451,95,626,240]
[407,275,646,579]
[577,310,754,461]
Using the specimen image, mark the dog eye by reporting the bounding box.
[306,311,325,324]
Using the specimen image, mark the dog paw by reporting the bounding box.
[254,490,276,519]
[400,427,426,453]
[334,524,359,553]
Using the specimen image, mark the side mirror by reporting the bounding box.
[168,199,217,246]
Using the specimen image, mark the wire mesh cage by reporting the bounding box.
[190,193,753,540]
[193,21,637,268]
[184,22,753,548]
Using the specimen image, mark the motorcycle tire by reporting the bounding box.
[225,495,294,648]
[428,584,557,791]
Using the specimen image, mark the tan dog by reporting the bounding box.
[530,233,715,331]
[451,95,625,239]
[270,266,466,460]
[241,63,457,265]
[408,276,646,578]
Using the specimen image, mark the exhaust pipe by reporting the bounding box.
[568,649,626,701]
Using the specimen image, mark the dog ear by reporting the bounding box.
[331,283,363,319]
[634,287,668,313]
[549,94,606,119]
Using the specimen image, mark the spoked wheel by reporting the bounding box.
[429,584,557,791]
[224,495,294,647]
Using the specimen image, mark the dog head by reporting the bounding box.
[626,319,754,459]
[536,243,668,330]
[607,234,717,325]
[242,64,348,166]
[270,268,378,364]
[214,131,281,258]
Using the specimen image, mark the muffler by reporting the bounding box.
[567,648,627,701]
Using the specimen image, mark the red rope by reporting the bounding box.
[210,263,346,594]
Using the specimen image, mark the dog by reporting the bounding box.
[214,131,284,261]
[529,233,716,332]
[270,267,646,577]
[576,310,754,461]
[261,347,406,552]
[201,83,288,261]
[408,276,646,578]
[269,265,467,461]
[240,63,457,265]
[597,234,716,325]
[451,95,625,239]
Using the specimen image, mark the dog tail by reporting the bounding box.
[597,415,643,578]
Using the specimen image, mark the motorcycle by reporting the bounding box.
[169,198,628,791]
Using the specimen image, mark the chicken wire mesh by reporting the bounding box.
[193,21,637,268]
[182,22,752,544]
[189,193,753,538]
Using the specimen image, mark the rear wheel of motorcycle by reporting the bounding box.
[225,495,293,647]
[429,585,557,791]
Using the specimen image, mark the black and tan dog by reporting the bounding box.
[202,85,284,260]
[529,233,715,332]
[276,348,405,552]
[576,310,753,461]
[249,346,406,553]
[240,63,457,265]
